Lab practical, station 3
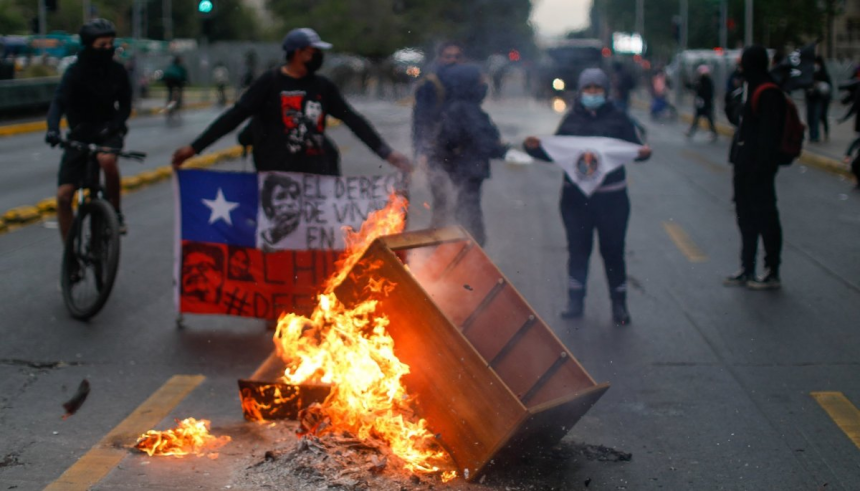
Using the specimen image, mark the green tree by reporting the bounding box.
[593,0,827,57]
[266,0,535,60]
[0,0,27,34]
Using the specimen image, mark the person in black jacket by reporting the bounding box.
[686,65,718,141]
[172,28,411,175]
[805,56,832,143]
[523,68,651,325]
[724,45,787,290]
[412,41,465,227]
[432,64,507,245]
[45,19,131,240]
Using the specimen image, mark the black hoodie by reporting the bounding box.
[730,46,786,174]
[47,49,131,141]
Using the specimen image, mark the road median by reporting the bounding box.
[0,145,243,236]
[0,100,216,138]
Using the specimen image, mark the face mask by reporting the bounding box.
[305,51,324,74]
[581,93,605,110]
[80,47,114,66]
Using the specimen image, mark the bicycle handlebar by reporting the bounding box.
[60,140,147,162]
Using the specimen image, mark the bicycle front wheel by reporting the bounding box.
[61,200,121,320]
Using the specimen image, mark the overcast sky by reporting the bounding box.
[531,0,591,37]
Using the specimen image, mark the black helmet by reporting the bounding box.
[79,19,116,47]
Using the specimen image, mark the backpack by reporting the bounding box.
[751,82,805,166]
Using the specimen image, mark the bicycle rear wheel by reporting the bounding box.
[61,200,121,320]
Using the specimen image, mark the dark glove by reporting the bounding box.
[45,130,61,147]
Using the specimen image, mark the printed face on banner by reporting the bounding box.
[259,173,303,246]
[228,246,256,282]
[575,151,600,180]
[181,243,225,304]
[255,171,407,251]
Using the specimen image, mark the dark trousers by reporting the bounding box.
[806,99,823,141]
[428,167,487,246]
[733,171,782,274]
[452,176,486,246]
[688,107,717,135]
[560,185,630,298]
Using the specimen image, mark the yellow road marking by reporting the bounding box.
[811,391,860,450]
[44,374,205,491]
[662,221,708,263]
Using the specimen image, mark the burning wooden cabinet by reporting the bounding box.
[333,226,609,481]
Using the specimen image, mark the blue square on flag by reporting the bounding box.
[178,169,258,247]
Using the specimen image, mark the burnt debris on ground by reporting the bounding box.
[233,422,631,491]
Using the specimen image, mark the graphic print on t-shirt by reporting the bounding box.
[280,91,326,155]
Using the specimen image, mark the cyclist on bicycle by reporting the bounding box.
[162,55,188,112]
[171,27,412,174]
[45,18,131,238]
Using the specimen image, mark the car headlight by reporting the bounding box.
[552,78,565,91]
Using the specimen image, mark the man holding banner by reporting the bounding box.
[171,27,412,323]
[171,27,412,175]
[524,68,651,326]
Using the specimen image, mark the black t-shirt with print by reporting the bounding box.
[191,68,392,173]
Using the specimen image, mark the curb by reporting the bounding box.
[634,98,851,178]
[0,145,243,236]
[0,100,217,138]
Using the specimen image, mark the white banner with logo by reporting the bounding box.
[539,136,642,196]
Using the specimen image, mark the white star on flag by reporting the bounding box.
[202,187,239,226]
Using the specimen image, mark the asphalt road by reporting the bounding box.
[0,107,242,213]
[1,97,859,490]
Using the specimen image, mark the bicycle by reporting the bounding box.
[59,140,146,320]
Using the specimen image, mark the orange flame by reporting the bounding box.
[273,193,456,477]
[134,418,230,458]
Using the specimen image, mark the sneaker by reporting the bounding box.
[117,212,128,235]
[723,270,753,287]
[561,295,584,319]
[611,298,631,326]
[747,269,781,290]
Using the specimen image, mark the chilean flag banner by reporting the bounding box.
[174,169,407,319]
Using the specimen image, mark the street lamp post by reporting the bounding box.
[164,0,174,41]
[680,0,688,51]
[636,0,645,38]
[745,0,753,45]
[38,0,47,37]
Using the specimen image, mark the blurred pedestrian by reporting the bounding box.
[724,46,788,290]
[649,65,675,120]
[212,62,230,106]
[431,64,507,245]
[411,41,465,227]
[171,28,411,176]
[523,68,651,325]
[805,55,832,143]
[686,65,717,141]
[611,61,635,113]
[843,136,860,190]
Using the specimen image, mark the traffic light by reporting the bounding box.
[198,0,213,15]
[46,0,58,12]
